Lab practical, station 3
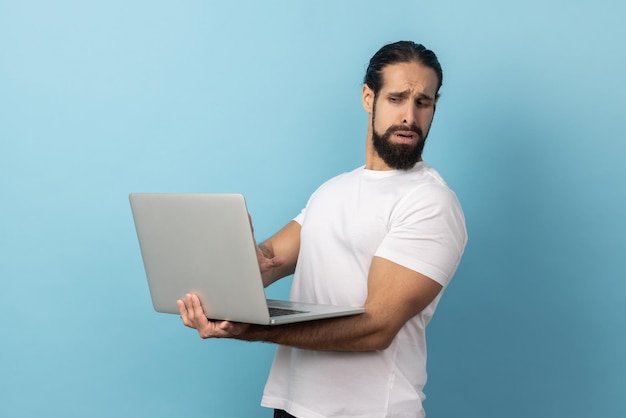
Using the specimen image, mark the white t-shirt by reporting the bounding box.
[262,162,467,418]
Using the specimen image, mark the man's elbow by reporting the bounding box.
[364,330,397,351]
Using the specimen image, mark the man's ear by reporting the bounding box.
[362,84,375,113]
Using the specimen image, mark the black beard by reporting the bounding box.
[371,122,426,171]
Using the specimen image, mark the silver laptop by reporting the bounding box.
[129,193,364,325]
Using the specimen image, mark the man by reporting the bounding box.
[178,41,467,418]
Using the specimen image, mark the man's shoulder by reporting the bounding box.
[396,164,463,211]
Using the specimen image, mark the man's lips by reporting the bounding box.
[391,130,418,143]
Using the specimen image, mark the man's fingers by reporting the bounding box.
[259,255,286,274]
[177,298,194,327]
[271,255,286,267]
[186,294,208,325]
[177,293,245,339]
[189,293,202,315]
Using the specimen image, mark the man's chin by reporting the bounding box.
[379,151,420,170]
[372,128,425,170]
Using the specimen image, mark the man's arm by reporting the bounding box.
[179,255,442,351]
[255,220,301,287]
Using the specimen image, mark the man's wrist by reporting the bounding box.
[235,324,272,343]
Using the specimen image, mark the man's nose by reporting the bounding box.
[401,103,418,126]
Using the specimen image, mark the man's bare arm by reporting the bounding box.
[256,220,301,287]
[236,256,442,350]
[184,256,443,351]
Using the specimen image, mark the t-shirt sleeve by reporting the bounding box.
[293,208,305,225]
[374,184,467,287]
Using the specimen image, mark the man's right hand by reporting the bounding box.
[177,293,250,339]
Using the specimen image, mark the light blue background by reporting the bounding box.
[1,1,624,417]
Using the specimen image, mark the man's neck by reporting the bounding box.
[365,136,394,171]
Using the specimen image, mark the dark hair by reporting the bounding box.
[364,41,443,96]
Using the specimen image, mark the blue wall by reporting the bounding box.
[1,1,624,417]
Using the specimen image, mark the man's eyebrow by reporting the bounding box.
[387,90,435,101]
[387,90,410,98]
[416,92,436,101]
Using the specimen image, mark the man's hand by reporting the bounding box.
[252,220,301,287]
[255,244,286,276]
[250,213,286,274]
[177,293,249,339]
[249,215,297,286]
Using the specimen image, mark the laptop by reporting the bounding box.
[129,193,365,325]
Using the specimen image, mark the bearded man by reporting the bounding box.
[179,41,467,418]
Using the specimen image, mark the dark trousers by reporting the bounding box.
[274,409,297,418]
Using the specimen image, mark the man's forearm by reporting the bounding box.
[234,311,393,351]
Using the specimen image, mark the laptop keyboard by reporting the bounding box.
[269,307,308,317]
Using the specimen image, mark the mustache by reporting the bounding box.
[386,124,424,138]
